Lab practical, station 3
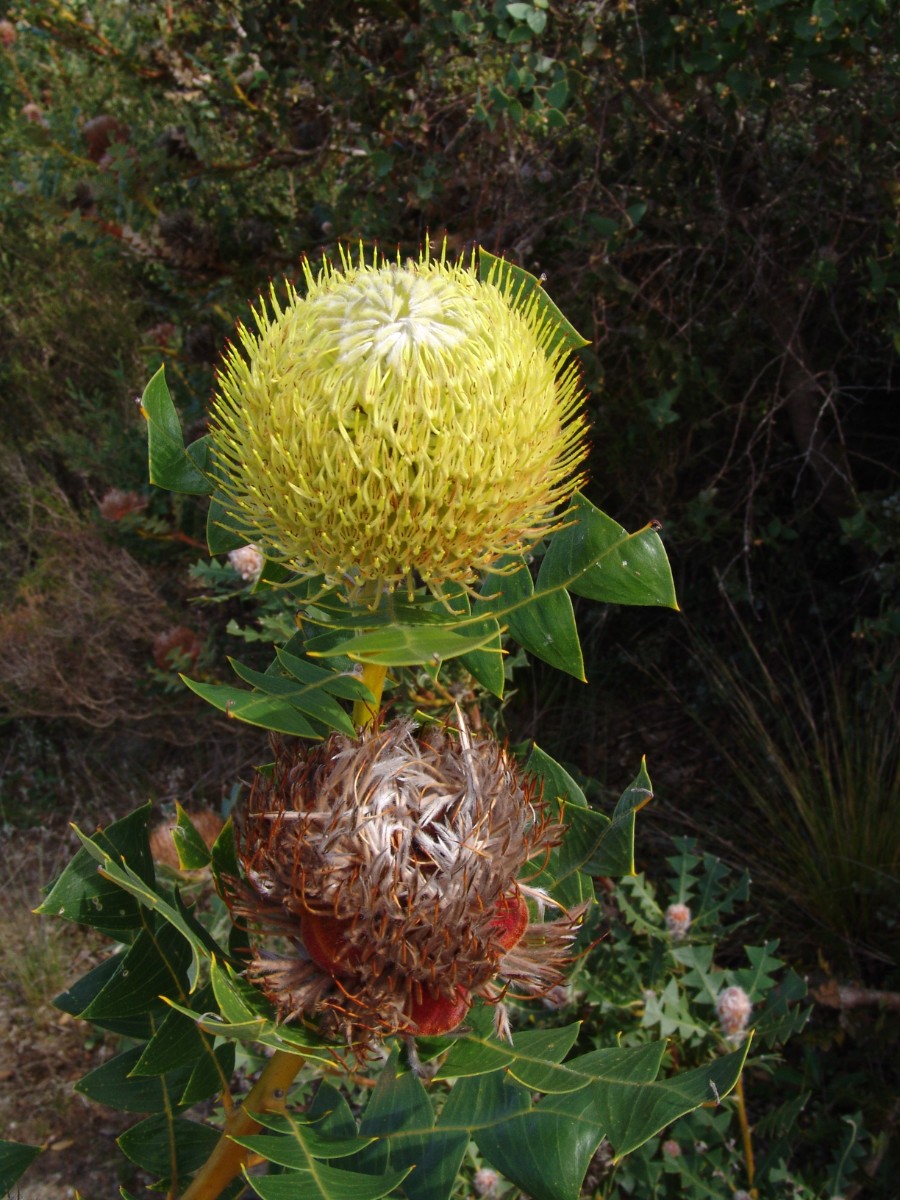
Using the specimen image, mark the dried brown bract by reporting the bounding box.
[227,716,585,1053]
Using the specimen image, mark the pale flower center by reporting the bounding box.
[317,264,471,370]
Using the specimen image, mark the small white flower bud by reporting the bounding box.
[228,543,264,582]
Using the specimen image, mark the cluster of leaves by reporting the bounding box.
[567,841,870,1199]
[2,762,748,1198]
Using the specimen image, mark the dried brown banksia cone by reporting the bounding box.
[227,716,585,1052]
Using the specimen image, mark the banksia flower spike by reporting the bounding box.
[209,245,588,598]
[227,714,585,1053]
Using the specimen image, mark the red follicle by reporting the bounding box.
[408,986,472,1036]
[491,891,529,950]
[300,912,361,977]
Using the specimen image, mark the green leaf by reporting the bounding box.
[142,366,213,496]
[452,1071,603,1200]
[117,1113,221,1179]
[436,1009,582,1082]
[481,560,584,680]
[0,1140,42,1193]
[317,621,502,668]
[180,676,320,737]
[229,657,355,735]
[445,591,505,698]
[36,803,155,937]
[587,757,653,877]
[207,491,249,554]
[69,823,231,968]
[589,1042,750,1156]
[78,922,192,1021]
[441,1042,748,1200]
[245,1165,411,1200]
[478,249,589,355]
[54,953,153,1038]
[172,804,212,870]
[354,1052,465,1200]
[180,1042,236,1105]
[539,494,678,609]
[276,649,376,704]
[76,1045,194,1113]
[131,987,219,1075]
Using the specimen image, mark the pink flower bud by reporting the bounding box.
[662,1139,682,1157]
[716,985,752,1040]
[474,1167,500,1196]
[665,902,692,940]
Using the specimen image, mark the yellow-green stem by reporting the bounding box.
[734,1073,757,1196]
[180,661,387,1200]
[179,1048,304,1200]
[352,661,388,728]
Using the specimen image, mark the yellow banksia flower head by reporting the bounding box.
[210,245,588,596]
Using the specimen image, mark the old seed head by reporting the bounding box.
[209,246,588,597]
[227,715,585,1051]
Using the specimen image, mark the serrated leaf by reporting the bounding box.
[0,1140,42,1193]
[36,803,155,937]
[142,366,213,495]
[478,248,589,355]
[538,494,678,609]
[440,1042,748,1200]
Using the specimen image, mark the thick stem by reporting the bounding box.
[180,661,387,1200]
[179,1048,305,1200]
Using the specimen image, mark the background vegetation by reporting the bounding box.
[1,0,897,1196]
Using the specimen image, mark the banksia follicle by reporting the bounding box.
[209,245,588,597]
[227,716,585,1050]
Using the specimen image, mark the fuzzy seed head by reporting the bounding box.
[228,717,585,1050]
[716,985,752,1040]
[209,247,588,595]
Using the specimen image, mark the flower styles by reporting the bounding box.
[209,245,588,597]
[226,716,584,1052]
